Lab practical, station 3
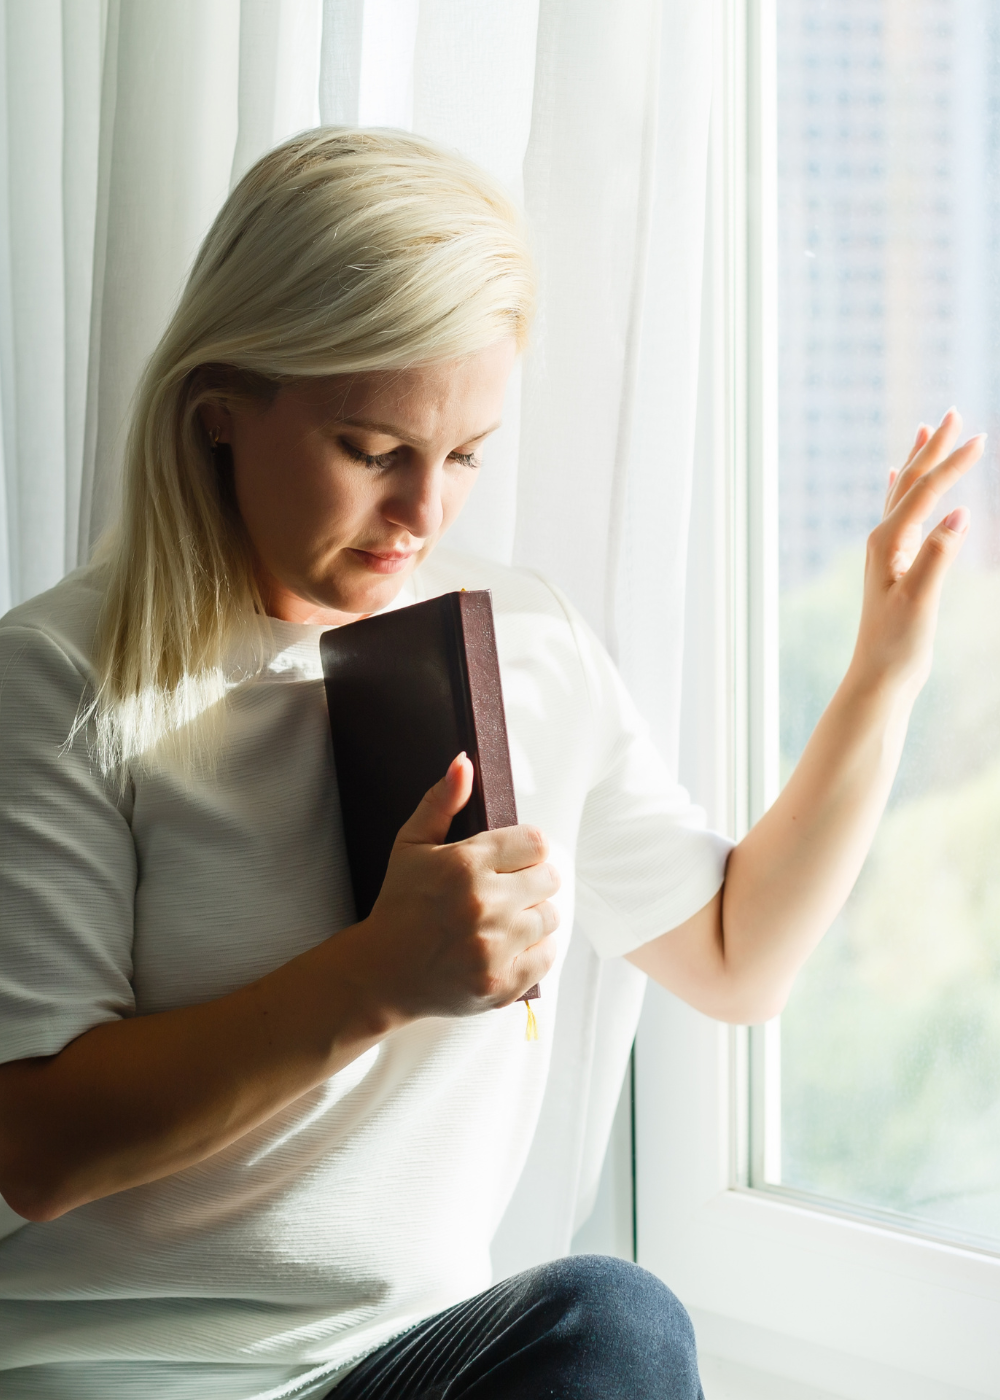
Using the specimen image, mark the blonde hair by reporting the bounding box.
[87,128,535,779]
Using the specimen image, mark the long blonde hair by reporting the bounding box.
[89,128,535,779]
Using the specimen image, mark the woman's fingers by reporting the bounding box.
[885,424,928,514]
[885,409,962,515]
[520,899,561,942]
[507,859,561,909]
[485,823,550,874]
[883,431,985,536]
[397,753,474,847]
[901,423,931,471]
[904,423,931,467]
[509,923,558,999]
[898,504,971,601]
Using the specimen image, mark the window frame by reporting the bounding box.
[632,1,1000,1395]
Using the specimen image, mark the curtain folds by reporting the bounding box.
[0,0,712,1272]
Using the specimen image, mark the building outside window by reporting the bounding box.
[772,0,1000,1253]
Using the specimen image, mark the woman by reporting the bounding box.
[0,129,981,1399]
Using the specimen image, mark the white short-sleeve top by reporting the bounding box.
[0,548,730,1400]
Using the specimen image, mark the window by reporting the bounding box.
[634,2,1000,1394]
[761,0,1000,1255]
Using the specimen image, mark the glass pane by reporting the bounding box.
[773,0,1000,1247]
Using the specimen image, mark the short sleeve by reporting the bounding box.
[566,610,733,960]
[0,625,137,1064]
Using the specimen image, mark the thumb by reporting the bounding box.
[904,506,970,598]
[397,752,474,847]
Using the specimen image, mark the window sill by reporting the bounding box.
[700,1350,850,1400]
[635,988,1000,1399]
[695,1307,993,1400]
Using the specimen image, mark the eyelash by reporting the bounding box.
[341,441,480,470]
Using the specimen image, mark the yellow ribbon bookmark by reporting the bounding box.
[524,1001,539,1041]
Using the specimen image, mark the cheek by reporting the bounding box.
[237,448,367,550]
[442,469,479,525]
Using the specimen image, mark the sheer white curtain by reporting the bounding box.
[0,0,712,1273]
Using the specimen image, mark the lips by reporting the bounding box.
[348,547,419,574]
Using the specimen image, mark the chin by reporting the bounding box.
[327,567,413,615]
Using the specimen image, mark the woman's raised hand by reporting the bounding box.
[360,754,560,1024]
[851,408,985,696]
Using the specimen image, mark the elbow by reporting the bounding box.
[1,1194,61,1225]
[0,1146,76,1224]
[0,1067,83,1222]
[0,1170,66,1224]
[705,979,791,1026]
[715,999,786,1026]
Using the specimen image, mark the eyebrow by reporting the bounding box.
[336,417,502,449]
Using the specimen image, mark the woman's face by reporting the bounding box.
[206,337,517,625]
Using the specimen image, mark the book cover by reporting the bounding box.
[320,590,539,1003]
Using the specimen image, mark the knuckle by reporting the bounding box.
[469,972,493,1001]
[462,888,488,926]
[449,845,481,891]
[523,825,547,861]
[523,935,558,985]
[451,841,478,872]
[470,951,503,1001]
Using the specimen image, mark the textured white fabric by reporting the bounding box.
[0,547,729,1399]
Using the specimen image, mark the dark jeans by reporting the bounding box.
[329,1254,705,1399]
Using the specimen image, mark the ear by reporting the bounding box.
[196,399,234,446]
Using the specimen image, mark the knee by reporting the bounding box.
[529,1254,700,1388]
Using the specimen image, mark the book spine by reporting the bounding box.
[456,592,518,830]
[445,595,486,836]
[457,594,538,1004]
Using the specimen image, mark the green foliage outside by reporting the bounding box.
[778,554,1000,1243]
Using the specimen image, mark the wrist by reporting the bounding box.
[841,651,924,715]
[317,918,410,1044]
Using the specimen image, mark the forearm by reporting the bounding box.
[0,920,390,1222]
[721,663,916,1017]
[632,414,979,1024]
[0,761,558,1224]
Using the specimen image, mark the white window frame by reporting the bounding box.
[633,2,1000,1396]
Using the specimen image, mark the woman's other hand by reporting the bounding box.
[359,754,559,1025]
[629,408,985,1024]
[850,408,985,697]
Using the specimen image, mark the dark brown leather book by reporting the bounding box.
[320,590,539,1003]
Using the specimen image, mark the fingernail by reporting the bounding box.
[941,406,957,424]
[945,507,970,533]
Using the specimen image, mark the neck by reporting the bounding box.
[256,570,365,628]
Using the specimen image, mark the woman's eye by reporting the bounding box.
[341,440,480,470]
[341,440,397,469]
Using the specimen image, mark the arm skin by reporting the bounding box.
[0,759,559,1223]
[628,409,986,1024]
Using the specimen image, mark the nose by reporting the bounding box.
[381,459,445,541]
